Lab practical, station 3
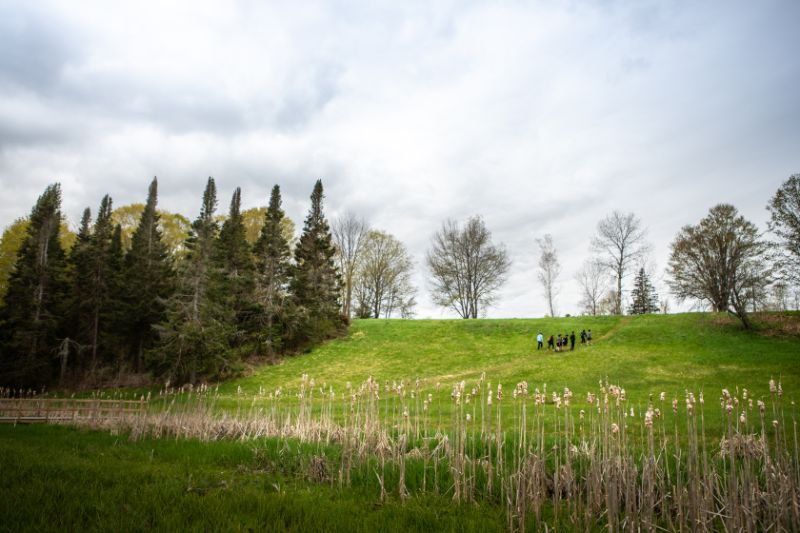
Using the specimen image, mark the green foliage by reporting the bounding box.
[214,187,256,348]
[149,178,228,382]
[122,178,176,371]
[0,184,68,386]
[241,206,295,247]
[291,180,342,344]
[0,218,75,302]
[1,178,344,386]
[252,185,295,354]
[627,267,659,315]
[111,203,191,256]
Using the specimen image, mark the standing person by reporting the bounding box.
[580,329,587,344]
[556,334,562,352]
[536,331,544,350]
[570,331,576,351]
[547,335,555,350]
[587,329,593,345]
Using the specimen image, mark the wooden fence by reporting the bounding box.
[0,398,148,424]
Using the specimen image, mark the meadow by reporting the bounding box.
[1,312,798,531]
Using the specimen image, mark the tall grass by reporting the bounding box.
[4,376,797,531]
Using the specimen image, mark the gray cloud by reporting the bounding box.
[0,0,798,318]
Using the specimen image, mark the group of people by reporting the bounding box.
[535,329,593,352]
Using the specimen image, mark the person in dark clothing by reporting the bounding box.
[570,331,576,351]
[580,329,587,344]
[547,335,555,350]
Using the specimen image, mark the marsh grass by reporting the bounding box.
[10,373,795,532]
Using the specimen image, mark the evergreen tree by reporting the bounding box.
[105,223,126,364]
[628,267,660,315]
[253,185,294,353]
[214,187,255,347]
[0,184,68,386]
[291,180,342,344]
[63,207,94,374]
[150,178,227,382]
[85,195,118,369]
[123,178,175,371]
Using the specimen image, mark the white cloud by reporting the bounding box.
[0,0,798,318]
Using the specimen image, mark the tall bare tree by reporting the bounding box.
[667,204,772,329]
[575,259,607,316]
[426,216,510,319]
[536,234,560,316]
[352,230,416,319]
[332,212,368,319]
[767,173,800,282]
[591,211,650,315]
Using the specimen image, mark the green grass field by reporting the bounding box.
[1,312,798,531]
[227,312,798,407]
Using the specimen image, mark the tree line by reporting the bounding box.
[421,174,800,327]
[1,173,798,387]
[0,178,342,388]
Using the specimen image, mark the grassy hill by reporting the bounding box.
[228,312,799,405]
[2,312,798,532]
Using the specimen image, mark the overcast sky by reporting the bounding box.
[1,0,798,318]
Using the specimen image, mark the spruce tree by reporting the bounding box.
[0,184,68,386]
[64,207,94,374]
[628,267,660,315]
[214,187,255,347]
[151,178,227,382]
[86,195,118,369]
[253,185,293,353]
[291,180,341,344]
[123,178,175,371]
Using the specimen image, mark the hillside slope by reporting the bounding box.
[229,313,799,401]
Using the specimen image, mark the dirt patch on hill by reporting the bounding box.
[752,312,800,337]
[710,312,800,337]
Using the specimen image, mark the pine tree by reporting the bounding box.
[291,180,342,344]
[123,178,175,371]
[85,195,118,369]
[628,267,660,315]
[0,184,68,386]
[214,187,255,348]
[253,185,294,353]
[64,207,94,375]
[151,178,227,382]
[105,223,125,364]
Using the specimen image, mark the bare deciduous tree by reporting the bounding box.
[667,204,772,329]
[767,173,800,282]
[426,216,510,319]
[353,230,416,319]
[332,211,368,319]
[575,259,607,316]
[536,234,560,316]
[591,211,650,315]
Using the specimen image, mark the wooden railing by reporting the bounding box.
[0,398,148,424]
